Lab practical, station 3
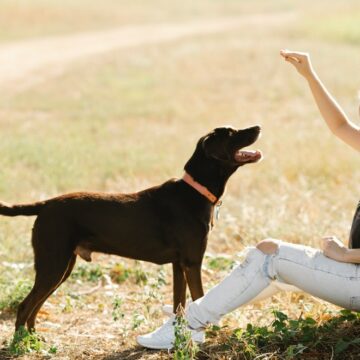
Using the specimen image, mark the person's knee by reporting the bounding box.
[256,238,281,255]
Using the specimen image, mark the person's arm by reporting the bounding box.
[280,49,360,152]
[321,236,360,263]
[344,248,360,263]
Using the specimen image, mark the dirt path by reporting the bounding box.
[0,13,294,91]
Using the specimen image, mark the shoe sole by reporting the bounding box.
[137,338,204,350]
[137,339,173,350]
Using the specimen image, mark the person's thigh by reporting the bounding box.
[268,242,360,310]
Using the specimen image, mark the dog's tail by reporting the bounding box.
[0,200,47,216]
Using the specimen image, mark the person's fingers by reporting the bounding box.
[280,49,307,58]
[285,57,300,66]
[332,237,345,247]
[280,49,295,57]
[322,236,342,244]
[321,237,336,249]
[322,235,336,240]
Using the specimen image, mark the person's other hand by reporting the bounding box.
[321,235,348,262]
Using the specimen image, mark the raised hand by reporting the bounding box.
[280,49,314,79]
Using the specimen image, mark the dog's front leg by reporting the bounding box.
[184,264,204,301]
[172,262,187,313]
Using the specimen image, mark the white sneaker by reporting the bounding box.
[136,315,205,350]
[162,304,174,316]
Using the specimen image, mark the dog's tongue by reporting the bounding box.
[234,149,262,162]
[239,150,258,156]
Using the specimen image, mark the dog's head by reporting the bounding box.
[200,125,262,166]
[184,125,262,194]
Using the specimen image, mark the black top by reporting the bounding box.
[349,201,360,249]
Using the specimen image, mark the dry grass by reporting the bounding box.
[0,0,292,43]
[1,1,360,359]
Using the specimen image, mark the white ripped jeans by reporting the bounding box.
[187,242,360,329]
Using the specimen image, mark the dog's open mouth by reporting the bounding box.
[234,149,262,164]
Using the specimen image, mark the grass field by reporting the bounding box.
[1,0,360,359]
[0,0,293,43]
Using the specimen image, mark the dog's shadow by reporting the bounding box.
[103,346,169,360]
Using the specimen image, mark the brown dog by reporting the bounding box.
[0,125,262,331]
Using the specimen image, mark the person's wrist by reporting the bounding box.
[304,68,316,81]
[342,248,351,262]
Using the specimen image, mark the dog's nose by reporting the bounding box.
[244,125,261,133]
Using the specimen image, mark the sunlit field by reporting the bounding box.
[1,0,360,358]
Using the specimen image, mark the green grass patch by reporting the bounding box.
[109,262,149,285]
[112,296,125,322]
[8,326,43,356]
[204,310,360,359]
[0,279,32,313]
[70,263,104,283]
[6,326,58,356]
[205,255,235,271]
[70,261,153,286]
[174,310,199,360]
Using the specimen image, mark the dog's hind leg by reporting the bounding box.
[26,254,77,331]
[15,251,73,331]
[15,257,71,331]
[184,264,204,301]
[16,220,75,332]
[172,262,187,313]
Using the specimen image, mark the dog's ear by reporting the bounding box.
[201,132,230,161]
[201,133,216,156]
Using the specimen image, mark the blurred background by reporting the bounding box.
[0,0,360,358]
